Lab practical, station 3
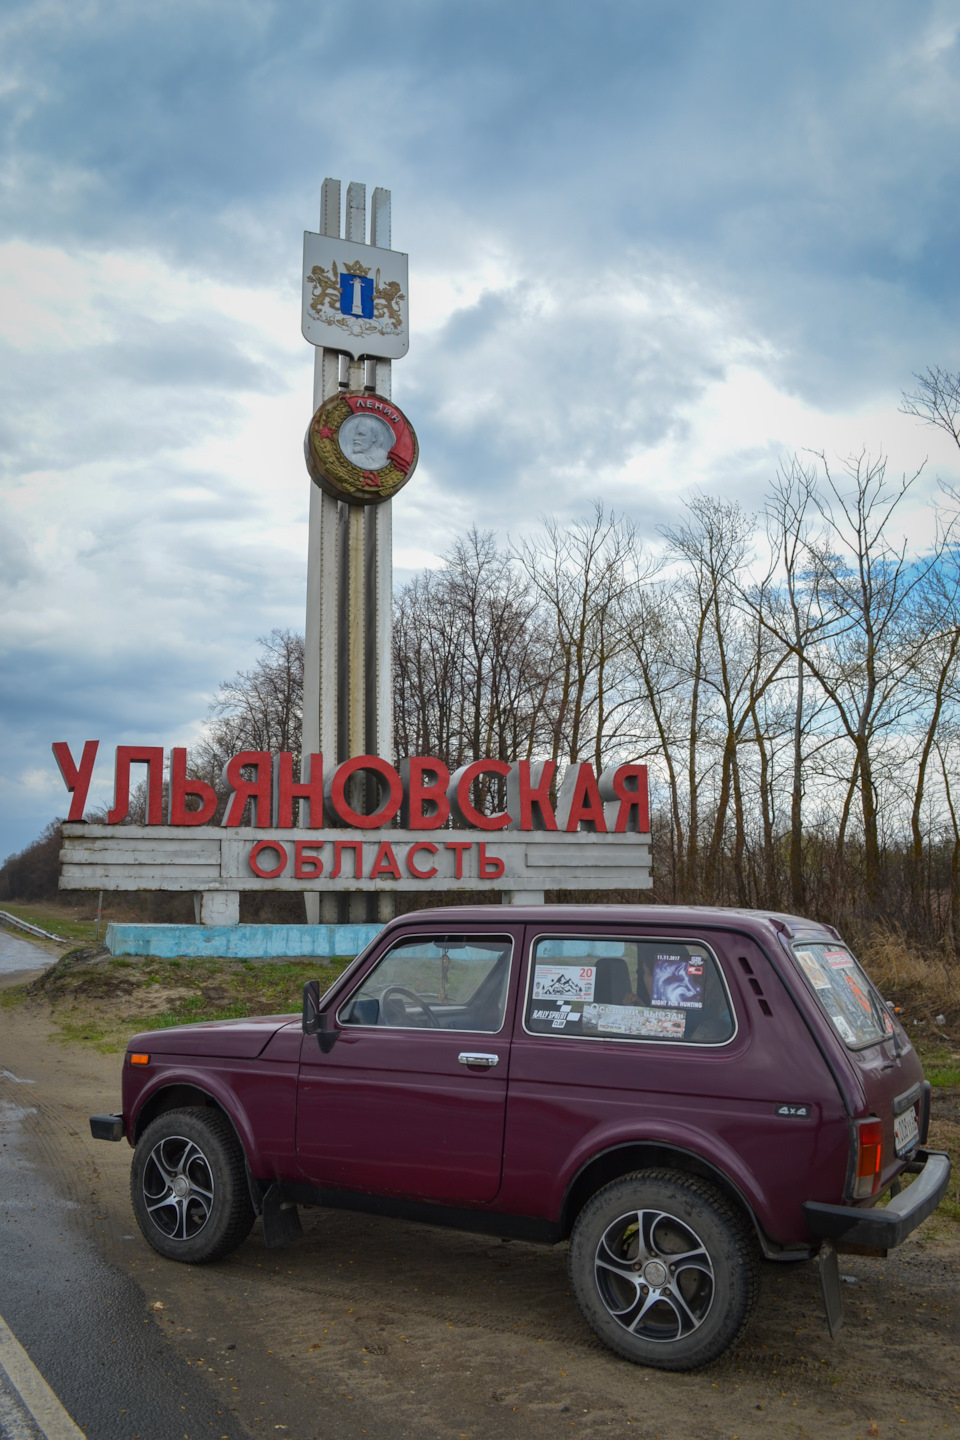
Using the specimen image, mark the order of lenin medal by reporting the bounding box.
[304,392,418,505]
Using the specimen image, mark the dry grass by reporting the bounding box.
[856,923,960,1032]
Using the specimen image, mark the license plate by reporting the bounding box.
[894,1106,919,1155]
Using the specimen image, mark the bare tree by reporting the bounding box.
[901,368,960,451]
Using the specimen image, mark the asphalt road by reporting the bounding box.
[0,936,248,1440]
[0,1080,249,1440]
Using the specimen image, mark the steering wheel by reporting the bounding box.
[379,985,439,1028]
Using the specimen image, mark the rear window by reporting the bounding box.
[792,942,893,1048]
[523,936,735,1046]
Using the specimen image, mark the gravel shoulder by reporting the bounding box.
[1,991,959,1440]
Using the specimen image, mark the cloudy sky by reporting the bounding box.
[3,0,960,857]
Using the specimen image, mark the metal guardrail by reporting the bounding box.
[0,910,65,945]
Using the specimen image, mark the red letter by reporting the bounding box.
[556,762,607,833]
[448,759,511,830]
[222,751,272,827]
[167,748,218,825]
[399,757,451,829]
[274,752,324,828]
[598,763,649,833]
[477,842,505,879]
[108,746,164,825]
[331,841,363,878]
[506,760,557,831]
[249,840,288,878]
[406,841,439,879]
[52,741,99,822]
[326,756,403,829]
[369,841,401,879]
[294,841,325,879]
[445,839,472,879]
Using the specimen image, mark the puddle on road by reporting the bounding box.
[0,930,55,976]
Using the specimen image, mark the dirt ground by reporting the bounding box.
[2,975,960,1440]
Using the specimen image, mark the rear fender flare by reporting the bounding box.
[559,1137,788,1258]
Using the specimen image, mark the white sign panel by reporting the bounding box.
[60,826,652,894]
[302,232,409,360]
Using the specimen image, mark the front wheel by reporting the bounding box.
[568,1169,759,1370]
[131,1107,255,1263]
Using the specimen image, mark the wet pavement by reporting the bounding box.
[0,932,54,977]
[0,1089,250,1439]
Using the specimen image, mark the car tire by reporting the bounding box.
[131,1107,255,1264]
[568,1168,759,1370]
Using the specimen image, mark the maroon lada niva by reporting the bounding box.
[91,905,951,1370]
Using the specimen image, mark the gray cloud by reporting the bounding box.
[3,0,960,855]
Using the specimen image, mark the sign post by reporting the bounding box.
[301,179,412,926]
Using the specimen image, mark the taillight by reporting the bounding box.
[853,1117,884,1198]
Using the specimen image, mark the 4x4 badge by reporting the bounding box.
[776,1103,811,1118]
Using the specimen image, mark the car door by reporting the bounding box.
[297,926,522,1205]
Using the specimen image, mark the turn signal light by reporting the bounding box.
[130,1053,150,1065]
[853,1117,884,1198]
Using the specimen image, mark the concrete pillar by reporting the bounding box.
[200,892,240,926]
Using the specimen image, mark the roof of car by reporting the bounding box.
[386,904,840,939]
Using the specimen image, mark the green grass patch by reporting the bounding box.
[0,901,100,943]
[7,950,355,1053]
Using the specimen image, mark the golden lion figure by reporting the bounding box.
[308,265,340,316]
[374,279,404,326]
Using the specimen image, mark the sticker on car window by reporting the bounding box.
[532,964,596,1001]
[795,950,831,989]
[582,1003,686,1039]
[833,1014,856,1043]
[650,954,704,1009]
[529,1001,581,1029]
[824,949,854,968]
[842,970,873,1015]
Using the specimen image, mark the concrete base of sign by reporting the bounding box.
[105,922,383,961]
[198,891,240,926]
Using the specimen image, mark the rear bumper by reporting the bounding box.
[803,1149,951,1249]
[90,1113,124,1142]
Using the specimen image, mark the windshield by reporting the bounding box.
[792,941,893,1048]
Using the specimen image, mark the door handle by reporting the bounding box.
[458,1052,499,1068]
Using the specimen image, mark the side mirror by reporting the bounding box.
[302,980,339,1054]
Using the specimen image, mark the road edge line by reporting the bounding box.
[0,1313,85,1440]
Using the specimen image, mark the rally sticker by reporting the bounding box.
[795,950,830,989]
[532,965,595,1001]
[824,949,854,969]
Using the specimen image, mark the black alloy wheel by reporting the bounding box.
[131,1107,255,1263]
[568,1169,759,1370]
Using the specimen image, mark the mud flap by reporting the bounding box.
[818,1239,844,1338]
[261,1183,304,1249]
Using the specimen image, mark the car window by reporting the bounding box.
[791,942,891,1049]
[524,936,735,1045]
[339,934,513,1033]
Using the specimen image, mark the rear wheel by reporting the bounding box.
[131,1107,255,1263]
[568,1169,758,1370]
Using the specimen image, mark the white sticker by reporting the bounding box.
[586,1004,686,1039]
[532,964,595,1001]
[833,1014,856,1043]
[795,950,831,990]
[824,949,854,969]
